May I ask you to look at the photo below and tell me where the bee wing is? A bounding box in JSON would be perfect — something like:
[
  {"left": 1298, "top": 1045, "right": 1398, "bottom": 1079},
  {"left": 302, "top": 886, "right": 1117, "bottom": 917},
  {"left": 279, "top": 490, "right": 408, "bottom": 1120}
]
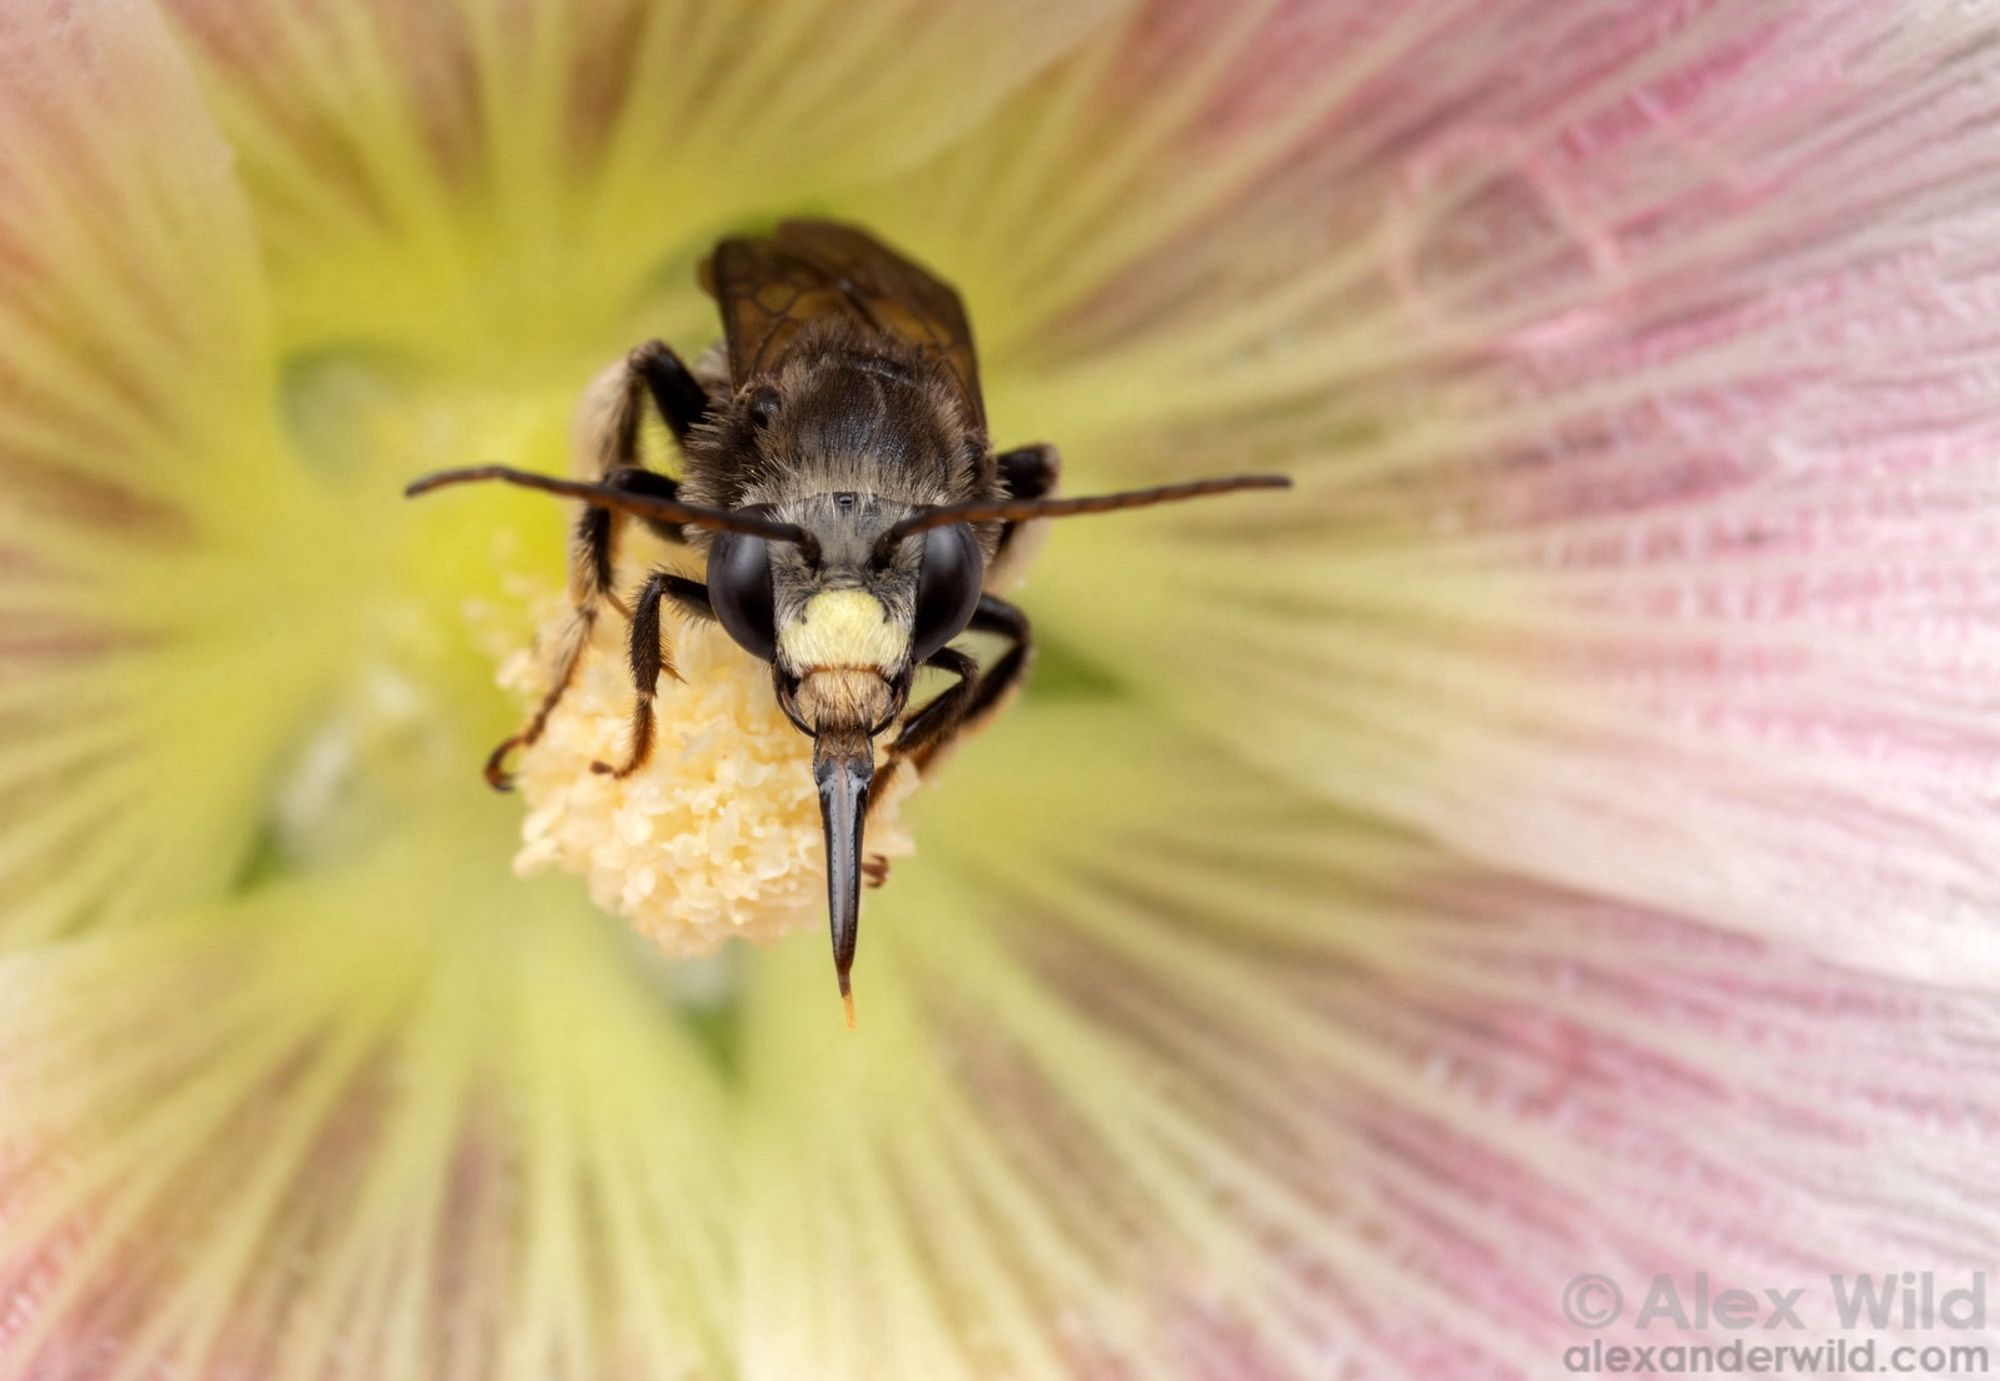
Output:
[{"left": 701, "top": 220, "right": 985, "bottom": 430}]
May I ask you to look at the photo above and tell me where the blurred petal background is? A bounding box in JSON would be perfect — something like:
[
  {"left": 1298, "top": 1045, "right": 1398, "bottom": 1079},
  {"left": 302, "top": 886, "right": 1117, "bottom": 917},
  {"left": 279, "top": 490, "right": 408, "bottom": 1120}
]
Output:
[{"left": 3, "top": 2, "right": 1999, "bottom": 1379}]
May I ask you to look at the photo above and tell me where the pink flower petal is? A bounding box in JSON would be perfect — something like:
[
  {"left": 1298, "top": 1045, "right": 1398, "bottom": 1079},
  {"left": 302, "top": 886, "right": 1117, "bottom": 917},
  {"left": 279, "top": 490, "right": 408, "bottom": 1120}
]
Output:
[
  {"left": 744, "top": 708, "right": 2000, "bottom": 1376},
  {"left": 918, "top": 1, "right": 2000, "bottom": 985},
  {"left": 2, "top": 4, "right": 1993, "bottom": 1379}
]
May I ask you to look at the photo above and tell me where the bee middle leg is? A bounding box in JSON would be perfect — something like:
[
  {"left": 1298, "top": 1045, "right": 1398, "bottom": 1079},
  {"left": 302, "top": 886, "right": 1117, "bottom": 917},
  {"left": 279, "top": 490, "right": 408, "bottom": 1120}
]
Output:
[
  {"left": 486, "top": 466, "right": 689, "bottom": 788},
  {"left": 573, "top": 465, "right": 688, "bottom": 615},
  {"left": 592, "top": 569, "right": 714, "bottom": 781}
]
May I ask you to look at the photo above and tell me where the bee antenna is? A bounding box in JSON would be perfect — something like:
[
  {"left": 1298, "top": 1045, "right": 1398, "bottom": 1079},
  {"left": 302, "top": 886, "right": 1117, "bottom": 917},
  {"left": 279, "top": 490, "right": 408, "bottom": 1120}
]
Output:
[
  {"left": 405, "top": 465, "right": 816, "bottom": 544},
  {"left": 871, "top": 473, "right": 1291, "bottom": 561}
]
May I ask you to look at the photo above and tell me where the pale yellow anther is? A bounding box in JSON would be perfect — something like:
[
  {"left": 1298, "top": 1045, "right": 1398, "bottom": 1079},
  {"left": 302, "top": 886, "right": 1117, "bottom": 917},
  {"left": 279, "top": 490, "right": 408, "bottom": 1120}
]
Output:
[{"left": 500, "top": 579, "right": 916, "bottom": 956}]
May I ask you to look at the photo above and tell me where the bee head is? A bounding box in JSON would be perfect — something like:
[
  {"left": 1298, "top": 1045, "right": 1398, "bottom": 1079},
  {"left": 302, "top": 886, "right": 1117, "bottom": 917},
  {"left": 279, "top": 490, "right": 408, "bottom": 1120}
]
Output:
[
  {"left": 703, "top": 491, "right": 983, "bottom": 722},
  {"left": 403, "top": 441, "right": 1289, "bottom": 1023},
  {"left": 702, "top": 490, "right": 984, "bottom": 1020}
]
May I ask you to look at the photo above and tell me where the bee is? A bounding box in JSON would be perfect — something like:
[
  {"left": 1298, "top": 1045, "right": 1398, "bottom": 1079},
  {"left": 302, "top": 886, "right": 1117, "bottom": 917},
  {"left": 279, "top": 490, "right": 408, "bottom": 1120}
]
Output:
[{"left": 408, "top": 221, "right": 1287, "bottom": 1023}]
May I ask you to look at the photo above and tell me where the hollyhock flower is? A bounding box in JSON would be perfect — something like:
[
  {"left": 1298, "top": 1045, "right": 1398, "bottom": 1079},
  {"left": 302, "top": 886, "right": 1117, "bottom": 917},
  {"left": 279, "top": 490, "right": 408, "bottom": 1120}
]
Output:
[{"left": 4, "top": 0, "right": 1999, "bottom": 1376}]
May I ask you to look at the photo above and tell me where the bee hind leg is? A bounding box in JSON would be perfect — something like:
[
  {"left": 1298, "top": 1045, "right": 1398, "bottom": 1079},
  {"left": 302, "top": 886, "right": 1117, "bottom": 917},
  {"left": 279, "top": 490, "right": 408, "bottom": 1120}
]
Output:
[
  {"left": 627, "top": 339, "right": 709, "bottom": 444},
  {"left": 997, "top": 443, "right": 1059, "bottom": 499},
  {"left": 571, "top": 340, "right": 710, "bottom": 604},
  {"left": 484, "top": 612, "right": 593, "bottom": 790},
  {"left": 988, "top": 444, "right": 1060, "bottom": 588}
]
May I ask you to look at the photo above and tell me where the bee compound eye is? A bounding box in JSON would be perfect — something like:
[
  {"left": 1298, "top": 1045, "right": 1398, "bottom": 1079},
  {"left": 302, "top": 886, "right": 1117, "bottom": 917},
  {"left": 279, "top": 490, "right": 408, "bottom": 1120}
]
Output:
[
  {"left": 706, "top": 530, "right": 778, "bottom": 661},
  {"left": 910, "top": 524, "right": 983, "bottom": 663}
]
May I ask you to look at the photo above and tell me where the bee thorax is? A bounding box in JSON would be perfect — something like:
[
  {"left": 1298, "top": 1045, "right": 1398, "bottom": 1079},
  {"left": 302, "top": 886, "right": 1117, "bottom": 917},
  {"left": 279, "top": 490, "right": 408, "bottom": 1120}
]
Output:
[{"left": 795, "top": 669, "right": 893, "bottom": 735}]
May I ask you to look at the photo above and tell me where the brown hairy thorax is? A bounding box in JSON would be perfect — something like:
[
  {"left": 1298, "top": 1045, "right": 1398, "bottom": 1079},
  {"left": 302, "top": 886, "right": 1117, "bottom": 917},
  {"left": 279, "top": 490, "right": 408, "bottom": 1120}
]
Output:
[{"left": 676, "top": 317, "right": 1000, "bottom": 526}]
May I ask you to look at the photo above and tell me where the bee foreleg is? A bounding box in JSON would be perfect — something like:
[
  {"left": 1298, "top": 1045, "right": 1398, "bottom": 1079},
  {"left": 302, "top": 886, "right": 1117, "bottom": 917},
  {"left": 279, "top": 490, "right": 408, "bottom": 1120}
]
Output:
[
  {"left": 888, "top": 595, "right": 1033, "bottom": 776},
  {"left": 887, "top": 647, "right": 980, "bottom": 768},
  {"left": 591, "top": 569, "right": 711, "bottom": 780},
  {"left": 576, "top": 467, "right": 692, "bottom": 612},
  {"left": 950, "top": 595, "right": 1032, "bottom": 747}
]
